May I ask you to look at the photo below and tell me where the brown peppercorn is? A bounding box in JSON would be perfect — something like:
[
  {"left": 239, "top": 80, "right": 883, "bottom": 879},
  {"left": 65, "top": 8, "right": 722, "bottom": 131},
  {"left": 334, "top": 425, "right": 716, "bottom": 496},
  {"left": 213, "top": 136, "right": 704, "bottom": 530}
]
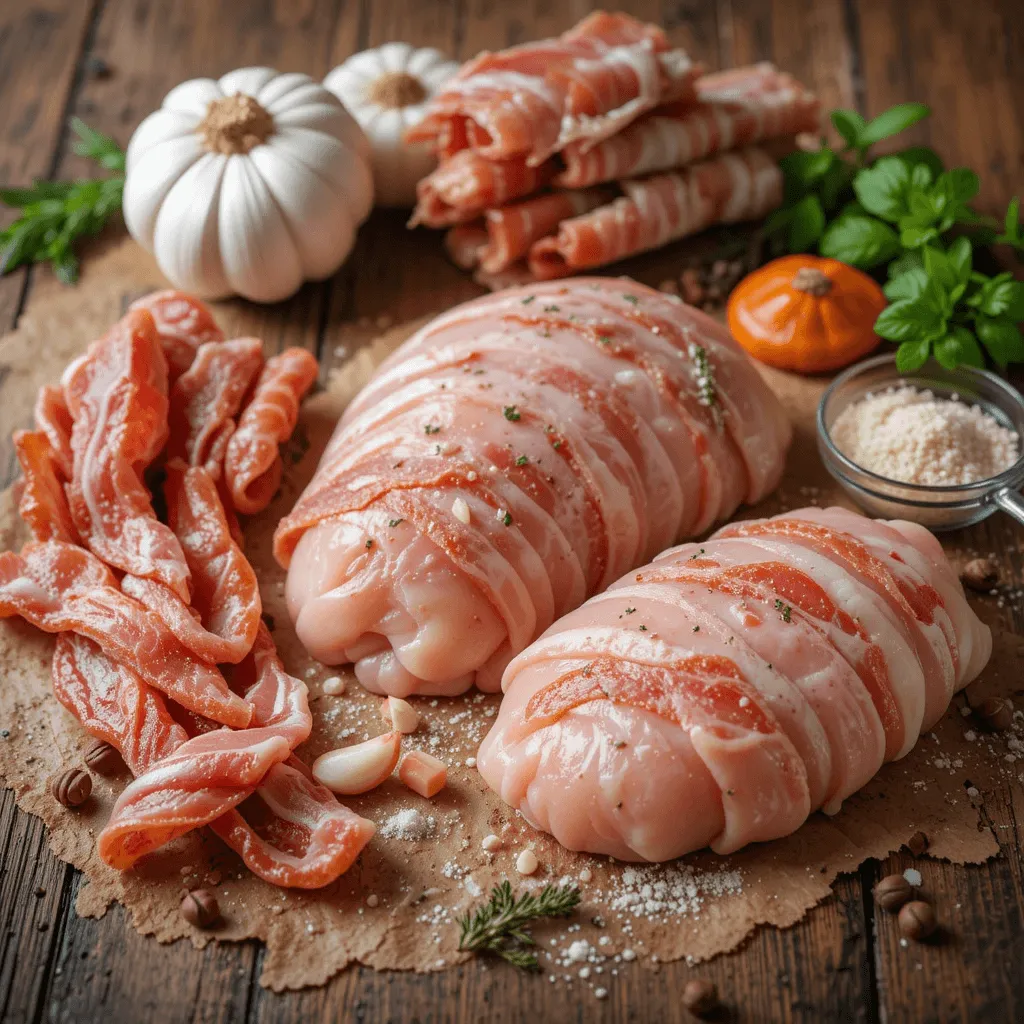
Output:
[
  {"left": 961, "top": 557, "right": 999, "bottom": 592},
  {"left": 83, "top": 739, "right": 122, "bottom": 774},
  {"left": 906, "top": 831, "right": 929, "bottom": 857},
  {"left": 975, "top": 696, "right": 1013, "bottom": 732},
  {"left": 50, "top": 767, "right": 92, "bottom": 808},
  {"left": 682, "top": 978, "right": 719, "bottom": 1017},
  {"left": 180, "top": 889, "right": 220, "bottom": 929},
  {"left": 898, "top": 900, "right": 937, "bottom": 941},
  {"left": 874, "top": 874, "right": 914, "bottom": 913}
]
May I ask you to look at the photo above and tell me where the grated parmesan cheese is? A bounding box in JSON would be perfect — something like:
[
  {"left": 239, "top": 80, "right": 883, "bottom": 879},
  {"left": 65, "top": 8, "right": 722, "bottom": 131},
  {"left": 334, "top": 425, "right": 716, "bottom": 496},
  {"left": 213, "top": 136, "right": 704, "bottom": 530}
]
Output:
[{"left": 831, "top": 386, "right": 1019, "bottom": 486}]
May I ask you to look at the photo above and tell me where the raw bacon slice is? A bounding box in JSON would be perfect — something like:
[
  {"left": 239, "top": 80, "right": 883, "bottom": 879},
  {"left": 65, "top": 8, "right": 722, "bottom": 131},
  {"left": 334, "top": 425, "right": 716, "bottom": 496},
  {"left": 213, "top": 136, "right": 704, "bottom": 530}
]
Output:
[
  {"left": 167, "top": 338, "right": 265, "bottom": 477},
  {"left": 122, "top": 462, "right": 262, "bottom": 664},
  {"left": 529, "top": 147, "right": 782, "bottom": 279},
  {"left": 13, "top": 431, "right": 79, "bottom": 545},
  {"left": 63, "top": 308, "right": 191, "bottom": 601},
  {"left": 556, "top": 64, "right": 819, "bottom": 188},
  {"left": 129, "top": 290, "right": 225, "bottom": 380},
  {"left": 276, "top": 279, "right": 791, "bottom": 698},
  {"left": 52, "top": 633, "right": 188, "bottom": 775},
  {"left": 477, "top": 507, "right": 992, "bottom": 862},
  {"left": 224, "top": 348, "right": 319, "bottom": 515},
  {"left": 407, "top": 12, "right": 702, "bottom": 164},
  {"left": 445, "top": 188, "right": 616, "bottom": 274},
  {"left": 0, "top": 541, "right": 252, "bottom": 727},
  {"left": 411, "top": 151, "right": 556, "bottom": 228},
  {"left": 33, "top": 385, "right": 74, "bottom": 480}
]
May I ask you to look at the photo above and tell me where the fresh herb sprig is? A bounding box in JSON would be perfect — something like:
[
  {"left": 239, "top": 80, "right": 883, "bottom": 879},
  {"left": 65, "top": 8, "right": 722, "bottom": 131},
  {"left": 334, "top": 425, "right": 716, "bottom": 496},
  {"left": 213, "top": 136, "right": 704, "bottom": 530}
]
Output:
[
  {"left": 765, "top": 103, "right": 1024, "bottom": 370},
  {"left": 0, "top": 118, "right": 125, "bottom": 284},
  {"left": 457, "top": 881, "right": 581, "bottom": 970}
]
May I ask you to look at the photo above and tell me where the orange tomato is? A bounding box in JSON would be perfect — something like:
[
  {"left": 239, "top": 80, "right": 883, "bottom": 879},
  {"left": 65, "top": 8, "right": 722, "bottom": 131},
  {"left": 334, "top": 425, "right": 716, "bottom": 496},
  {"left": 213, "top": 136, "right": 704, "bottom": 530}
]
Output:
[{"left": 726, "top": 255, "right": 888, "bottom": 373}]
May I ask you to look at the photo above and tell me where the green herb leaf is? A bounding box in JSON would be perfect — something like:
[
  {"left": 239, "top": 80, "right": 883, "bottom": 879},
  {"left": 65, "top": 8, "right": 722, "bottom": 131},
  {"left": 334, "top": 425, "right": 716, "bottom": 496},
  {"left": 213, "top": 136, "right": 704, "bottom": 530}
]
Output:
[
  {"left": 895, "top": 338, "right": 932, "bottom": 372},
  {"left": 995, "top": 196, "right": 1023, "bottom": 251},
  {"left": 883, "top": 267, "right": 930, "bottom": 302},
  {"left": 853, "top": 157, "right": 910, "bottom": 222},
  {"left": 969, "top": 273, "right": 1024, "bottom": 319},
  {"left": 935, "top": 327, "right": 984, "bottom": 370},
  {"left": 830, "top": 109, "right": 866, "bottom": 149},
  {"left": 70, "top": 118, "right": 126, "bottom": 172},
  {"left": 786, "top": 194, "right": 826, "bottom": 252},
  {"left": 875, "top": 297, "right": 945, "bottom": 342},
  {"left": 975, "top": 315, "right": 1024, "bottom": 367},
  {"left": 896, "top": 146, "right": 945, "bottom": 180},
  {"left": 858, "top": 102, "right": 931, "bottom": 148},
  {"left": 946, "top": 236, "right": 973, "bottom": 283},
  {"left": 819, "top": 214, "right": 901, "bottom": 268}
]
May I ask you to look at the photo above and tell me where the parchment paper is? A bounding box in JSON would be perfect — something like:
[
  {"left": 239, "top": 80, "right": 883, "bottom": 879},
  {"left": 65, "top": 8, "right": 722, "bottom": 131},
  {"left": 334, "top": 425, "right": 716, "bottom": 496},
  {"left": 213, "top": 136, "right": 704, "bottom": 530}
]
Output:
[{"left": 0, "top": 241, "right": 1020, "bottom": 991}]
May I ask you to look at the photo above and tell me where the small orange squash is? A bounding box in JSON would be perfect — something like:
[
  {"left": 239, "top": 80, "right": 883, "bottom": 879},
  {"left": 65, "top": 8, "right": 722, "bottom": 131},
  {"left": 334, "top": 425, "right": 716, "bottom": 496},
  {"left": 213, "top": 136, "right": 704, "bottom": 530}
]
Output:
[{"left": 727, "top": 255, "right": 888, "bottom": 373}]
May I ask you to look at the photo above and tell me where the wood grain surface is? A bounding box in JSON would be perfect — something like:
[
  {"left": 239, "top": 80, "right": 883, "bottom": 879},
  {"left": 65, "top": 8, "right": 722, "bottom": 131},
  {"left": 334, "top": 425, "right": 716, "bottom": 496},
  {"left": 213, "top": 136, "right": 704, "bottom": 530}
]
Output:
[{"left": 0, "top": 1, "right": 1022, "bottom": 1021}]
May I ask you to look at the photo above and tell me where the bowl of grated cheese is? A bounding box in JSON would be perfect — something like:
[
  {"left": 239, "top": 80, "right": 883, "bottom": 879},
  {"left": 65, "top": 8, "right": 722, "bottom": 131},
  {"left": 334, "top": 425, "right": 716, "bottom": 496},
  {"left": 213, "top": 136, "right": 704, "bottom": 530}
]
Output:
[{"left": 817, "top": 353, "right": 1024, "bottom": 530}]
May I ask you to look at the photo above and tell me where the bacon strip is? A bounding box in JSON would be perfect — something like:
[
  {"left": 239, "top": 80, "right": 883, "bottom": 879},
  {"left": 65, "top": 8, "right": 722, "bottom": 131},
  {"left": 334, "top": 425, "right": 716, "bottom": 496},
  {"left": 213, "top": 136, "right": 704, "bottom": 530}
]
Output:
[
  {"left": 445, "top": 188, "right": 617, "bottom": 274},
  {"left": 556, "top": 64, "right": 819, "bottom": 188},
  {"left": 129, "top": 290, "right": 224, "bottom": 380},
  {"left": 63, "top": 309, "right": 191, "bottom": 601},
  {"left": 33, "top": 385, "right": 74, "bottom": 480},
  {"left": 13, "top": 430, "right": 79, "bottom": 545},
  {"left": 224, "top": 348, "right": 318, "bottom": 515},
  {"left": 122, "top": 462, "right": 262, "bottom": 664},
  {"left": 411, "top": 151, "right": 556, "bottom": 228},
  {"left": 0, "top": 541, "right": 251, "bottom": 727},
  {"left": 528, "top": 147, "right": 782, "bottom": 279},
  {"left": 167, "top": 338, "right": 264, "bottom": 477},
  {"left": 407, "top": 12, "right": 702, "bottom": 164}
]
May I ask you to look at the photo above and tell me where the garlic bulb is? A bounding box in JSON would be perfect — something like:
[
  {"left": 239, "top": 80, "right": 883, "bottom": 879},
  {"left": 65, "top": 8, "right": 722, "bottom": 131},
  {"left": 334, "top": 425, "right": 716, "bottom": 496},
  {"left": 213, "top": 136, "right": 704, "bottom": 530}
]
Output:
[
  {"left": 124, "top": 67, "right": 373, "bottom": 303},
  {"left": 324, "top": 43, "right": 459, "bottom": 207}
]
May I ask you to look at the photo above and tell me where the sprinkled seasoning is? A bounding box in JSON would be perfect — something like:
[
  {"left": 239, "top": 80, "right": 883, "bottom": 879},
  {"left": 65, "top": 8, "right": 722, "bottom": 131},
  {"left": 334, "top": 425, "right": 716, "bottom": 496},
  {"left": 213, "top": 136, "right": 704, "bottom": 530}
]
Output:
[
  {"left": 688, "top": 343, "right": 720, "bottom": 422},
  {"left": 521, "top": 295, "right": 536, "bottom": 305},
  {"left": 774, "top": 599, "right": 792, "bottom": 622},
  {"left": 515, "top": 455, "right": 529, "bottom": 466},
  {"left": 424, "top": 423, "right": 441, "bottom": 434},
  {"left": 543, "top": 305, "right": 560, "bottom": 312},
  {"left": 503, "top": 405, "right": 521, "bottom": 422},
  {"left": 622, "top": 294, "right": 639, "bottom": 305},
  {"left": 598, "top": 335, "right": 613, "bottom": 345},
  {"left": 388, "top": 518, "right": 404, "bottom": 528},
  {"left": 499, "top": 510, "right": 513, "bottom": 527}
]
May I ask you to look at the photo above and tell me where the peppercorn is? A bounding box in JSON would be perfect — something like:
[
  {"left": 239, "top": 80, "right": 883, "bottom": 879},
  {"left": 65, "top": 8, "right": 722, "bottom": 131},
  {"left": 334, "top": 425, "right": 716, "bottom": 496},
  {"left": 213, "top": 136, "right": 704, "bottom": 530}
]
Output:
[
  {"left": 874, "top": 874, "right": 913, "bottom": 913},
  {"left": 961, "top": 558, "right": 999, "bottom": 592},
  {"left": 50, "top": 767, "right": 92, "bottom": 808},
  {"left": 975, "top": 696, "right": 1013, "bottom": 732},
  {"left": 682, "top": 978, "right": 719, "bottom": 1017},
  {"left": 83, "top": 739, "right": 122, "bottom": 774},
  {"left": 906, "top": 831, "right": 929, "bottom": 857},
  {"left": 180, "top": 889, "right": 220, "bottom": 929},
  {"left": 898, "top": 900, "right": 937, "bottom": 941}
]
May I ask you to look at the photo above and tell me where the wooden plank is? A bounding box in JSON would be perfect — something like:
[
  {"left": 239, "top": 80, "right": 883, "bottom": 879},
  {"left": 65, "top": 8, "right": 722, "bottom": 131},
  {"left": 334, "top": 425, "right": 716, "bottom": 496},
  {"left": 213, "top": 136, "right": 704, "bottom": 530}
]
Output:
[{"left": 0, "top": 0, "right": 97, "bottom": 330}]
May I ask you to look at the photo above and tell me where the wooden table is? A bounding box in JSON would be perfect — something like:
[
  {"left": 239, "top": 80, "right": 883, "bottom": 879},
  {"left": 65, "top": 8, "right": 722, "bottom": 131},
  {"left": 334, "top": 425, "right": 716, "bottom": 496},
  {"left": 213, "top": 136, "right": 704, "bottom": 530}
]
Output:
[{"left": 1, "top": 1, "right": 1022, "bottom": 1021}]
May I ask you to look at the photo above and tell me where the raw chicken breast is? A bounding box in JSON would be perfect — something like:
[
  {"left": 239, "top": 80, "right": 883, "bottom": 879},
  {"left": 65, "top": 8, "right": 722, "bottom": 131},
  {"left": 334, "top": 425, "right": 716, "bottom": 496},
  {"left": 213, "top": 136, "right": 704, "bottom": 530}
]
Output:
[
  {"left": 477, "top": 507, "right": 992, "bottom": 861},
  {"left": 275, "top": 279, "right": 791, "bottom": 696}
]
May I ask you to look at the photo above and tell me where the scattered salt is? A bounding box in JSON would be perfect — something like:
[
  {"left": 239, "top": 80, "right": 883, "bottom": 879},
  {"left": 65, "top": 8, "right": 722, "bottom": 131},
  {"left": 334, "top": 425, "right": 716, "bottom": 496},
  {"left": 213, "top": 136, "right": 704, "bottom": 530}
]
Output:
[
  {"left": 594, "top": 987, "right": 608, "bottom": 1000},
  {"left": 379, "top": 808, "right": 435, "bottom": 841},
  {"left": 903, "top": 868, "right": 922, "bottom": 887},
  {"left": 322, "top": 676, "right": 346, "bottom": 696},
  {"left": 579, "top": 867, "right": 593, "bottom": 884},
  {"left": 366, "top": 894, "right": 379, "bottom": 908},
  {"left": 481, "top": 834, "right": 502, "bottom": 853},
  {"left": 452, "top": 497, "right": 471, "bottom": 524},
  {"left": 516, "top": 849, "right": 539, "bottom": 875}
]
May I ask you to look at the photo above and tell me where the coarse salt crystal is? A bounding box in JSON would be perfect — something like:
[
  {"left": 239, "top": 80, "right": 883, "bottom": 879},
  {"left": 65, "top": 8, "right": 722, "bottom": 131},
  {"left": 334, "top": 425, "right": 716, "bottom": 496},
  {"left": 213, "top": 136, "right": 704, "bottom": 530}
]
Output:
[
  {"left": 322, "top": 676, "right": 346, "bottom": 696},
  {"left": 452, "top": 497, "right": 471, "bottom": 524},
  {"left": 366, "top": 894, "right": 379, "bottom": 908},
  {"left": 903, "top": 868, "right": 922, "bottom": 887},
  {"left": 621, "top": 949, "right": 636, "bottom": 961},
  {"left": 567, "top": 940, "right": 591, "bottom": 962},
  {"left": 481, "top": 834, "right": 502, "bottom": 853},
  {"left": 579, "top": 867, "right": 593, "bottom": 883},
  {"left": 594, "top": 988, "right": 608, "bottom": 1000}
]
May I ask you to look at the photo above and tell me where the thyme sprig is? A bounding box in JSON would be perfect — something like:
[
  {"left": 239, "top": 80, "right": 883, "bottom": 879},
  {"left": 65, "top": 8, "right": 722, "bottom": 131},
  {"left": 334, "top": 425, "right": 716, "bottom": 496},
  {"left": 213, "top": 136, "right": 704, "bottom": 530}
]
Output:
[{"left": 457, "top": 881, "right": 581, "bottom": 970}]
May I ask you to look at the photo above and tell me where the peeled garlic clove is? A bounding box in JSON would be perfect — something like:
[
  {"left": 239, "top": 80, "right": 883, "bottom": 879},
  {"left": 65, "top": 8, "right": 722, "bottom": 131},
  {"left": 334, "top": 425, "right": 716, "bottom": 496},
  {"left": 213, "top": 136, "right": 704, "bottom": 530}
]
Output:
[
  {"left": 381, "top": 695, "right": 420, "bottom": 734},
  {"left": 398, "top": 749, "right": 447, "bottom": 798},
  {"left": 312, "top": 732, "right": 401, "bottom": 795}
]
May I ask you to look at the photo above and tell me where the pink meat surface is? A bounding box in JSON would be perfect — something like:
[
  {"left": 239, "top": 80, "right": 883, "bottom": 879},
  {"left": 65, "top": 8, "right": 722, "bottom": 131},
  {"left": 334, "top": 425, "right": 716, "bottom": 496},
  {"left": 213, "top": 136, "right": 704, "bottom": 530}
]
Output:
[
  {"left": 477, "top": 507, "right": 992, "bottom": 861},
  {"left": 276, "top": 278, "right": 791, "bottom": 697}
]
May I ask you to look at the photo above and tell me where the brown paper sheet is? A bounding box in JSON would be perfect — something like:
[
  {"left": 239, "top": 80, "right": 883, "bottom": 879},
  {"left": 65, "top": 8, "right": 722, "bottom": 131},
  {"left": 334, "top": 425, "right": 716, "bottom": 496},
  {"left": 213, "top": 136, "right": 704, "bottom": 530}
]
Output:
[{"left": 0, "top": 241, "right": 1020, "bottom": 991}]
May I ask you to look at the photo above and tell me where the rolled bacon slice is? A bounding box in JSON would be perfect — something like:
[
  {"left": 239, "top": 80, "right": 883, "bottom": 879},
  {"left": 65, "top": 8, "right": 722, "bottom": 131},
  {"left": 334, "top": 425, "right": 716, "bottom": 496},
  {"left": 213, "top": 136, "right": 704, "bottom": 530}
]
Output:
[
  {"left": 129, "top": 290, "right": 225, "bottom": 380},
  {"left": 0, "top": 541, "right": 251, "bottom": 727},
  {"left": 477, "top": 507, "right": 992, "bottom": 862},
  {"left": 63, "top": 308, "right": 191, "bottom": 601},
  {"left": 33, "top": 385, "right": 74, "bottom": 480},
  {"left": 276, "top": 279, "right": 791, "bottom": 698},
  {"left": 556, "top": 63, "right": 819, "bottom": 188},
  {"left": 445, "top": 188, "right": 616, "bottom": 274},
  {"left": 411, "top": 151, "right": 555, "bottom": 229},
  {"left": 13, "top": 430, "right": 79, "bottom": 545},
  {"left": 529, "top": 147, "right": 783, "bottom": 280},
  {"left": 224, "top": 348, "right": 319, "bottom": 515},
  {"left": 407, "top": 12, "right": 702, "bottom": 164}
]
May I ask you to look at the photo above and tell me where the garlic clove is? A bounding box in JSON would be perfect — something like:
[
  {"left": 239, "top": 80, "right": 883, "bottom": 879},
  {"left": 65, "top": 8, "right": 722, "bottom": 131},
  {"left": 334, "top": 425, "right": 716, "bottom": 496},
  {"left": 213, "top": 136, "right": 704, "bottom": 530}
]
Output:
[
  {"left": 312, "top": 731, "right": 401, "bottom": 795},
  {"left": 381, "top": 695, "right": 420, "bottom": 734},
  {"left": 398, "top": 749, "right": 447, "bottom": 798}
]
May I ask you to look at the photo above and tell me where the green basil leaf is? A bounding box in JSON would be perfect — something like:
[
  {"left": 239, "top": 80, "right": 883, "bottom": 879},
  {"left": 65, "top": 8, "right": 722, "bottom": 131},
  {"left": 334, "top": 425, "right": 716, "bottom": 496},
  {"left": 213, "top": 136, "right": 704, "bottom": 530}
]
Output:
[
  {"left": 895, "top": 338, "right": 932, "bottom": 373},
  {"left": 883, "top": 268, "right": 929, "bottom": 302},
  {"left": 922, "top": 246, "right": 957, "bottom": 291},
  {"left": 935, "top": 327, "right": 984, "bottom": 370},
  {"left": 976, "top": 315, "right": 1024, "bottom": 367},
  {"left": 780, "top": 148, "right": 834, "bottom": 193},
  {"left": 887, "top": 250, "right": 924, "bottom": 279},
  {"left": 875, "top": 298, "right": 945, "bottom": 342},
  {"left": 818, "top": 159, "right": 856, "bottom": 213},
  {"left": 897, "top": 146, "right": 945, "bottom": 180},
  {"left": 820, "top": 214, "right": 902, "bottom": 269},
  {"left": 763, "top": 205, "right": 794, "bottom": 238},
  {"left": 853, "top": 157, "right": 910, "bottom": 221},
  {"left": 910, "top": 163, "right": 933, "bottom": 189},
  {"left": 941, "top": 168, "right": 981, "bottom": 205},
  {"left": 859, "top": 103, "right": 931, "bottom": 147},
  {"left": 973, "top": 274, "right": 1023, "bottom": 318},
  {"left": 900, "top": 224, "right": 938, "bottom": 249},
  {"left": 946, "top": 236, "right": 973, "bottom": 283},
  {"left": 786, "top": 194, "right": 826, "bottom": 252},
  {"left": 830, "top": 109, "right": 866, "bottom": 148},
  {"left": 998, "top": 196, "right": 1022, "bottom": 245}
]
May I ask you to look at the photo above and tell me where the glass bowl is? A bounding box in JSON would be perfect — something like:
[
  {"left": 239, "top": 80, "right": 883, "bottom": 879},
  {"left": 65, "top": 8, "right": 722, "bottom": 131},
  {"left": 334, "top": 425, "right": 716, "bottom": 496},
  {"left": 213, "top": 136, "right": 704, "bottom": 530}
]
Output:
[{"left": 816, "top": 353, "right": 1024, "bottom": 531}]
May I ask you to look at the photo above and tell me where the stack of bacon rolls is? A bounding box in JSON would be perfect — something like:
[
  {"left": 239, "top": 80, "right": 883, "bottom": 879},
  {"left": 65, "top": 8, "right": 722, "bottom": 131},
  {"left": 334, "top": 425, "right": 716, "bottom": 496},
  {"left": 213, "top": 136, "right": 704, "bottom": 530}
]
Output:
[{"left": 408, "top": 12, "right": 820, "bottom": 285}]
